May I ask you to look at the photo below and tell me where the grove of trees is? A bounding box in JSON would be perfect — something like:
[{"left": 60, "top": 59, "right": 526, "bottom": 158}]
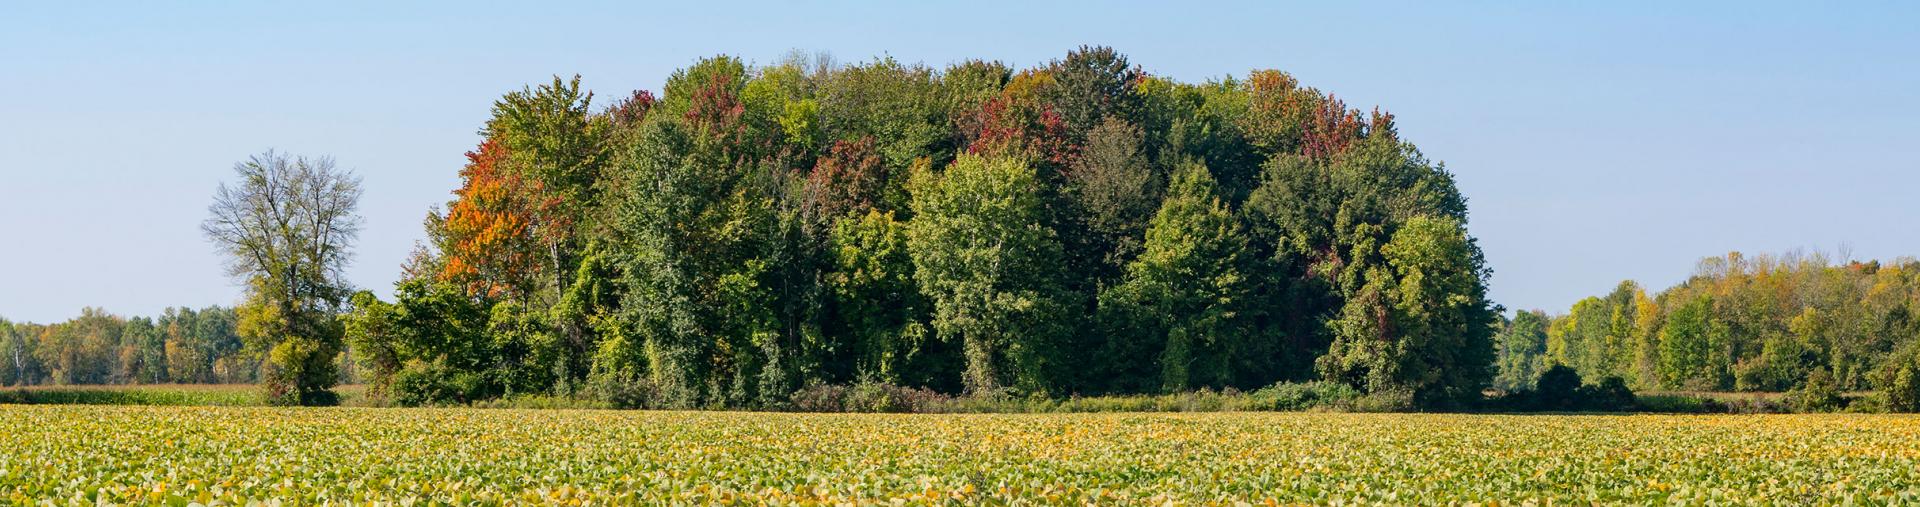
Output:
[
  {"left": 338, "top": 47, "right": 1499, "bottom": 409},
  {"left": 1497, "top": 251, "right": 1920, "bottom": 410}
]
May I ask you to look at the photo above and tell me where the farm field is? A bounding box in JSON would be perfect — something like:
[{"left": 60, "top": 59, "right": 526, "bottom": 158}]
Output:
[{"left": 2, "top": 406, "right": 1917, "bottom": 504}]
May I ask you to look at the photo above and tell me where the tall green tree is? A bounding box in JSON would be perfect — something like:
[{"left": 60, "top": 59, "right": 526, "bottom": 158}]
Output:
[
  {"left": 1658, "top": 295, "right": 1730, "bottom": 390},
  {"left": 1322, "top": 216, "right": 1494, "bottom": 407},
  {"left": 1494, "top": 310, "right": 1551, "bottom": 391},
  {"left": 908, "top": 154, "right": 1073, "bottom": 395},
  {"left": 203, "top": 151, "right": 363, "bottom": 405},
  {"left": 601, "top": 56, "right": 795, "bottom": 408},
  {"left": 1097, "top": 163, "right": 1257, "bottom": 393},
  {"left": 824, "top": 210, "right": 930, "bottom": 384}
]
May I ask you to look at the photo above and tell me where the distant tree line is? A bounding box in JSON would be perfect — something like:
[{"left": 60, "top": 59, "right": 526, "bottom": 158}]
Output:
[
  {"left": 334, "top": 46, "right": 1497, "bottom": 410},
  {"left": 0, "top": 306, "right": 264, "bottom": 386},
  {"left": 1497, "top": 251, "right": 1920, "bottom": 411}
]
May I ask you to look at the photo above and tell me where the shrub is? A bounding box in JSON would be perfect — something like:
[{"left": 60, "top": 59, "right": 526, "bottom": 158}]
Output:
[
  {"left": 1248, "top": 381, "right": 1362, "bottom": 411},
  {"left": 1491, "top": 366, "right": 1639, "bottom": 412},
  {"left": 1786, "top": 367, "right": 1844, "bottom": 413},
  {"left": 1352, "top": 388, "right": 1416, "bottom": 413},
  {"left": 792, "top": 381, "right": 951, "bottom": 413},
  {"left": 1883, "top": 363, "right": 1920, "bottom": 413},
  {"left": 1580, "top": 376, "right": 1638, "bottom": 412},
  {"left": 790, "top": 384, "right": 851, "bottom": 412},
  {"left": 588, "top": 372, "right": 658, "bottom": 409},
  {"left": 391, "top": 360, "right": 491, "bottom": 407}
]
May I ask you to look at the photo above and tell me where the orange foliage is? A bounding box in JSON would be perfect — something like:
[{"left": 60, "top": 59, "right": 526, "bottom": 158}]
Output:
[{"left": 440, "top": 137, "right": 554, "bottom": 299}]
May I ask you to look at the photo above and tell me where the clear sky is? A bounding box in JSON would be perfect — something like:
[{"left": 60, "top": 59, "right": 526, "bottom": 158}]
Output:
[{"left": 2, "top": 1, "right": 1916, "bottom": 323}]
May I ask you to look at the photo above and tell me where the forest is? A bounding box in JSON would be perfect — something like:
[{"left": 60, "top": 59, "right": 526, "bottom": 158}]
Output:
[{"left": 5, "top": 47, "right": 1915, "bottom": 413}]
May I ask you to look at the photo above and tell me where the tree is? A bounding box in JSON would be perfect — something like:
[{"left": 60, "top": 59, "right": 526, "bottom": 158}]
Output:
[
  {"left": 1885, "top": 362, "right": 1920, "bottom": 413},
  {"left": 601, "top": 56, "right": 795, "bottom": 408},
  {"left": 824, "top": 210, "right": 929, "bottom": 384},
  {"left": 1042, "top": 45, "right": 1143, "bottom": 144},
  {"left": 1657, "top": 295, "right": 1729, "bottom": 390},
  {"left": 203, "top": 151, "right": 363, "bottom": 405},
  {"left": 1378, "top": 216, "right": 1496, "bottom": 406},
  {"left": 1494, "top": 310, "right": 1551, "bottom": 391},
  {"left": 1066, "top": 117, "right": 1162, "bottom": 271},
  {"left": 1097, "top": 163, "right": 1257, "bottom": 393},
  {"left": 439, "top": 137, "right": 550, "bottom": 300},
  {"left": 38, "top": 308, "right": 121, "bottom": 385},
  {"left": 121, "top": 316, "right": 166, "bottom": 383},
  {"left": 908, "top": 154, "right": 1072, "bottom": 395},
  {"left": 0, "top": 319, "right": 27, "bottom": 386}
]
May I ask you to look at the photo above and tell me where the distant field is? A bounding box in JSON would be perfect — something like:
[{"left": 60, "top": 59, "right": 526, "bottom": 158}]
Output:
[
  {"left": 0, "top": 384, "right": 366, "bottom": 406},
  {"left": 0, "top": 406, "right": 1916, "bottom": 504}
]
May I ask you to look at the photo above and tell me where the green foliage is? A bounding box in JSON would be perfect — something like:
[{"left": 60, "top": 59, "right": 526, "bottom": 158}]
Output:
[
  {"left": 1316, "top": 215, "right": 1494, "bottom": 408},
  {"left": 1493, "top": 310, "right": 1550, "bottom": 390},
  {"left": 1787, "top": 366, "right": 1845, "bottom": 412},
  {"left": 1883, "top": 361, "right": 1920, "bottom": 412},
  {"left": 1097, "top": 163, "right": 1258, "bottom": 393},
  {"left": 908, "top": 154, "right": 1073, "bottom": 395},
  {"left": 1658, "top": 295, "right": 1731, "bottom": 390},
  {"left": 1492, "top": 365, "right": 1639, "bottom": 412},
  {"left": 824, "top": 210, "right": 929, "bottom": 384},
  {"left": 30, "top": 47, "right": 1506, "bottom": 411},
  {"left": 204, "top": 151, "right": 362, "bottom": 406},
  {"left": 1066, "top": 117, "right": 1162, "bottom": 270},
  {"left": 1543, "top": 251, "right": 1920, "bottom": 402}
]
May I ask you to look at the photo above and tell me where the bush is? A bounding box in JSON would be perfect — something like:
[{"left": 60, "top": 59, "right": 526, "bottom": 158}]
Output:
[
  {"left": 1352, "top": 388, "right": 1416, "bottom": 413},
  {"left": 1580, "top": 376, "right": 1638, "bottom": 412},
  {"left": 1636, "top": 394, "right": 1717, "bottom": 413},
  {"left": 1491, "top": 366, "right": 1639, "bottom": 412},
  {"left": 1248, "top": 381, "right": 1362, "bottom": 411},
  {"left": 391, "top": 360, "right": 492, "bottom": 407},
  {"left": 1883, "top": 363, "right": 1920, "bottom": 413},
  {"left": 589, "top": 373, "right": 659, "bottom": 410},
  {"left": 791, "top": 381, "right": 950, "bottom": 413},
  {"left": 1787, "top": 367, "right": 1844, "bottom": 413}
]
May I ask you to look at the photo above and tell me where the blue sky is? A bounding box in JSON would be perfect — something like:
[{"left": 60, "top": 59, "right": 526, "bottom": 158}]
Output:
[{"left": 2, "top": 1, "right": 1916, "bottom": 323}]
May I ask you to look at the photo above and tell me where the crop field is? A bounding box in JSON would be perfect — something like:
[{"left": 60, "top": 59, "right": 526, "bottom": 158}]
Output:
[{"left": 1, "top": 406, "right": 1917, "bottom": 505}]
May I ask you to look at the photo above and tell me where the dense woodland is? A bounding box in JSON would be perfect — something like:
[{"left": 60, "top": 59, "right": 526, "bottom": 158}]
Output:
[
  {"left": 9, "top": 47, "right": 1915, "bottom": 412},
  {"left": 334, "top": 46, "right": 1496, "bottom": 410},
  {"left": 1497, "top": 251, "right": 1920, "bottom": 411}
]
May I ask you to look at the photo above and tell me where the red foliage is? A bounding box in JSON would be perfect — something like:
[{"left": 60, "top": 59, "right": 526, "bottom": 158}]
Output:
[
  {"left": 1300, "top": 94, "right": 1366, "bottom": 159},
  {"left": 804, "top": 137, "right": 888, "bottom": 220},
  {"left": 610, "top": 90, "right": 657, "bottom": 128},
  {"left": 685, "top": 72, "right": 745, "bottom": 137},
  {"left": 963, "top": 95, "right": 1073, "bottom": 168}
]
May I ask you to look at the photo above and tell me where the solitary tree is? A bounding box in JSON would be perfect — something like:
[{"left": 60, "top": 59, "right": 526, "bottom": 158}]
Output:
[{"left": 203, "top": 151, "right": 363, "bottom": 405}]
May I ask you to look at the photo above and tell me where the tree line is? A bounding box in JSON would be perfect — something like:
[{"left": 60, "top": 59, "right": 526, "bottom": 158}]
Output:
[
  {"left": 7, "top": 47, "right": 1500, "bottom": 409},
  {"left": 1497, "top": 251, "right": 1920, "bottom": 411},
  {"left": 0, "top": 306, "right": 262, "bottom": 386},
  {"left": 331, "top": 46, "right": 1495, "bottom": 409}
]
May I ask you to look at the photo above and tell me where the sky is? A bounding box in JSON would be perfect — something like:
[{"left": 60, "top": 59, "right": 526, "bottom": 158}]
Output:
[{"left": 2, "top": 1, "right": 1916, "bottom": 323}]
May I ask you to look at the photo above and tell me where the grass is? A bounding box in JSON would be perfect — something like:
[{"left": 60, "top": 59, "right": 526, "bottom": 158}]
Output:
[
  {"left": 1, "top": 406, "right": 1916, "bottom": 504},
  {"left": 0, "top": 384, "right": 367, "bottom": 407}
]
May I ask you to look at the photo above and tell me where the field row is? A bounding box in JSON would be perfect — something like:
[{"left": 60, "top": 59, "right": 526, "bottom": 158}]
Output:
[{"left": 2, "top": 406, "right": 1918, "bottom": 504}]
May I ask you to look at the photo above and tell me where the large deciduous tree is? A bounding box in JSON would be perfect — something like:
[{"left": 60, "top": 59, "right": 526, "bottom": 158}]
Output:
[
  {"left": 907, "top": 154, "right": 1072, "bottom": 395},
  {"left": 203, "top": 151, "right": 363, "bottom": 405},
  {"left": 1097, "top": 163, "right": 1257, "bottom": 393}
]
